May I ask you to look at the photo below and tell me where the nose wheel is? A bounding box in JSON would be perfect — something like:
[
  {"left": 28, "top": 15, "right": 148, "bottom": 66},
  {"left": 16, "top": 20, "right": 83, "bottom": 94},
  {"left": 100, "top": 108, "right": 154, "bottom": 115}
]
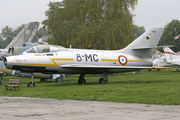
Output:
[
  {"left": 27, "top": 73, "right": 35, "bottom": 87},
  {"left": 27, "top": 82, "right": 35, "bottom": 87}
]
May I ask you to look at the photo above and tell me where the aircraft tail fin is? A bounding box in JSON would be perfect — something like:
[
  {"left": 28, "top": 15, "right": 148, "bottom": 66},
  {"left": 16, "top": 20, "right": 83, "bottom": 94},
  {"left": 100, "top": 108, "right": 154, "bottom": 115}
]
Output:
[
  {"left": 5, "top": 21, "right": 40, "bottom": 50},
  {"left": 122, "top": 26, "right": 164, "bottom": 59},
  {"left": 163, "top": 47, "right": 179, "bottom": 62}
]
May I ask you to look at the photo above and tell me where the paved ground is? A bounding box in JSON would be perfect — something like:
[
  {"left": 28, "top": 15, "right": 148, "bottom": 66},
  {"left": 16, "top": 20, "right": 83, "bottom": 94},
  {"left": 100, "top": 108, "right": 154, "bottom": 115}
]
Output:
[{"left": 0, "top": 97, "right": 180, "bottom": 120}]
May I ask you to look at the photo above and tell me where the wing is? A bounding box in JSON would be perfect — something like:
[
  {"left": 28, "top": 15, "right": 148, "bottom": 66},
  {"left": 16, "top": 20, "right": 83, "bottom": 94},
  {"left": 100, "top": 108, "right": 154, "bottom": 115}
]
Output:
[{"left": 60, "top": 64, "right": 169, "bottom": 69}]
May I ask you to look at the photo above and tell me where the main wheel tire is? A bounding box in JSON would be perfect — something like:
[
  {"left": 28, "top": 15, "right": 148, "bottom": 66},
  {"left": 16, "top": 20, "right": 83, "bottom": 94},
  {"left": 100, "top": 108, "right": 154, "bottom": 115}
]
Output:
[
  {"left": 99, "top": 78, "right": 108, "bottom": 84},
  {"left": 78, "top": 79, "right": 86, "bottom": 84},
  {"left": 55, "top": 77, "right": 63, "bottom": 82},
  {"left": 99, "top": 78, "right": 103, "bottom": 84},
  {"left": 104, "top": 80, "right": 108, "bottom": 84},
  {"left": 83, "top": 79, "right": 86, "bottom": 84}
]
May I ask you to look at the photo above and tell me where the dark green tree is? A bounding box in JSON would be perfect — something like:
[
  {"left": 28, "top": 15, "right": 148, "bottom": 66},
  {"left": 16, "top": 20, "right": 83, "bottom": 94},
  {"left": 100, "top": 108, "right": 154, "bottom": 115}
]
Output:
[
  {"left": 0, "top": 24, "right": 26, "bottom": 48},
  {"left": 0, "top": 26, "right": 14, "bottom": 48},
  {"left": 159, "top": 19, "right": 180, "bottom": 52},
  {"left": 43, "top": 0, "right": 138, "bottom": 50},
  {"left": 0, "top": 35, "right": 4, "bottom": 48}
]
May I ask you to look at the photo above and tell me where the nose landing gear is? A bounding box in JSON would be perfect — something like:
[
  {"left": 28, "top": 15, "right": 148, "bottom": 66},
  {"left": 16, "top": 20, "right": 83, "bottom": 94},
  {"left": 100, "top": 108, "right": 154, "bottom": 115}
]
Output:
[{"left": 27, "top": 73, "right": 35, "bottom": 87}]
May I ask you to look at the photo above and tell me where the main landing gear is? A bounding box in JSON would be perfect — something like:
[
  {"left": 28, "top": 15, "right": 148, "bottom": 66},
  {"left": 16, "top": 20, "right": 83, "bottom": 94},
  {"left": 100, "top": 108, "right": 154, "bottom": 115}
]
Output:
[
  {"left": 99, "top": 72, "right": 108, "bottom": 84},
  {"left": 27, "top": 73, "right": 35, "bottom": 87},
  {"left": 77, "top": 73, "right": 108, "bottom": 84},
  {"left": 78, "top": 74, "right": 86, "bottom": 84},
  {"left": 99, "top": 78, "right": 108, "bottom": 84}
]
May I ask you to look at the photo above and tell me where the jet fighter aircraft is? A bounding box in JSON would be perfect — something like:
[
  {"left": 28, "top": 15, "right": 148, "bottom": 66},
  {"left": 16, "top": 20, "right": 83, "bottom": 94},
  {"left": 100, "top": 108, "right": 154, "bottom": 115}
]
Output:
[{"left": 4, "top": 26, "right": 167, "bottom": 85}]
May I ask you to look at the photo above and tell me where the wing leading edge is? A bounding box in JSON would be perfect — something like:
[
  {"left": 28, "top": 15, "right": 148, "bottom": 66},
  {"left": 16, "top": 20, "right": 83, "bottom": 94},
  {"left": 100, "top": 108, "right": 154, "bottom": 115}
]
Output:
[{"left": 60, "top": 64, "right": 169, "bottom": 69}]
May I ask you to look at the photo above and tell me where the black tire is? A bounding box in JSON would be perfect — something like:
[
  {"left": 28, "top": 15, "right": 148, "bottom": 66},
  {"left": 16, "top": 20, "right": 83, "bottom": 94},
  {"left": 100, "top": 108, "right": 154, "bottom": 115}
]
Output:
[
  {"left": 78, "top": 80, "right": 81, "bottom": 84},
  {"left": 55, "top": 77, "right": 63, "bottom": 82},
  {"left": 78, "top": 79, "right": 86, "bottom": 84},
  {"left": 99, "top": 78, "right": 103, "bottom": 84},
  {"left": 104, "top": 80, "right": 108, "bottom": 84},
  {"left": 83, "top": 79, "right": 86, "bottom": 84},
  {"left": 99, "top": 78, "right": 108, "bottom": 84},
  {"left": 27, "top": 82, "right": 35, "bottom": 87}
]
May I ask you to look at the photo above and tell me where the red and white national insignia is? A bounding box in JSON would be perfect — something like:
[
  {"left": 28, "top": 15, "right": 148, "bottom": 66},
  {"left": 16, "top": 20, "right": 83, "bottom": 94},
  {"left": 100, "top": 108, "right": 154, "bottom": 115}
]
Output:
[{"left": 118, "top": 55, "right": 128, "bottom": 65}]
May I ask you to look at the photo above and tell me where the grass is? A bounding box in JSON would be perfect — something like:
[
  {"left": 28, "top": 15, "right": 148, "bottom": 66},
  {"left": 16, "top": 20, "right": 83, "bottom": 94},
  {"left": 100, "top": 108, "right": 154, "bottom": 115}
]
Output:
[{"left": 1, "top": 67, "right": 180, "bottom": 105}]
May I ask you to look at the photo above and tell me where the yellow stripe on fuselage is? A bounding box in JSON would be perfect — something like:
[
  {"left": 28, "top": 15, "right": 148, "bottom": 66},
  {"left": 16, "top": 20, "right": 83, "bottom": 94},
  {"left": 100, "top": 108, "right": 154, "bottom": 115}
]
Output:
[
  {"left": 101, "top": 59, "right": 118, "bottom": 62},
  {"left": 52, "top": 58, "right": 73, "bottom": 61},
  {"left": 101, "top": 59, "right": 150, "bottom": 63},
  {"left": 34, "top": 54, "right": 42, "bottom": 56},
  {"left": 11, "top": 58, "right": 73, "bottom": 67},
  {"left": 128, "top": 60, "right": 150, "bottom": 63}
]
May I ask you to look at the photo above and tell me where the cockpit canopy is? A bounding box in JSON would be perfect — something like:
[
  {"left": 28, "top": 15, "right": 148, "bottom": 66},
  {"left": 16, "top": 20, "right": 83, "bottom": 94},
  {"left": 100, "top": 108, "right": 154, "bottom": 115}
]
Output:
[{"left": 25, "top": 45, "right": 65, "bottom": 53}]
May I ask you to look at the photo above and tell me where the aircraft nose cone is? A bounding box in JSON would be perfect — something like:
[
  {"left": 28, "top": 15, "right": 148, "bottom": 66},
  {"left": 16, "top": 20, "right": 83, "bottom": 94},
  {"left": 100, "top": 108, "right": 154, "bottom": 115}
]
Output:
[{"left": 3, "top": 56, "right": 16, "bottom": 69}]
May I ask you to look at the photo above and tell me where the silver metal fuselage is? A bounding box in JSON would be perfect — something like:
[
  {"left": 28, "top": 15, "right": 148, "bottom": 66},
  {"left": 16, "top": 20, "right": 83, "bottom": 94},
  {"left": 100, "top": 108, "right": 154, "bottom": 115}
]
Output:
[{"left": 5, "top": 48, "right": 152, "bottom": 74}]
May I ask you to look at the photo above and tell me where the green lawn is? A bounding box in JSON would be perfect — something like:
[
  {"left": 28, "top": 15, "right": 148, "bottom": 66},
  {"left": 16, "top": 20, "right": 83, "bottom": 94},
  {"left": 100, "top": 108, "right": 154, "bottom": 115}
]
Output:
[{"left": 1, "top": 67, "right": 180, "bottom": 105}]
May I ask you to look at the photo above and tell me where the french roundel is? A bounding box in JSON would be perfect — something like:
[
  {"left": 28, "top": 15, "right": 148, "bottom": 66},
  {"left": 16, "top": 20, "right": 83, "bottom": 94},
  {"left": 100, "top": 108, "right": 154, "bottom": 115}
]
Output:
[{"left": 118, "top": 55, "right": 128, "bottom": 65}]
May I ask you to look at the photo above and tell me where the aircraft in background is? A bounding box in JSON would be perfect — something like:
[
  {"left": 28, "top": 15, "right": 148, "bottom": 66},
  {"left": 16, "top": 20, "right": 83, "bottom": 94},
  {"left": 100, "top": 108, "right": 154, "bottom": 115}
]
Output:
[
  {"left": 0, "top": 22, "right": 66, "bottom": 86},
  {"left": 152, "top": 49, "right": 171, "bottom": 67},
  {"left": 153, "top": 47, "right": 180, "bottom": 68},
  {"left": 0, "top": 22, "right": 39, "bottom": 84},
  {"left": 0, "top": 21, "right": 39, "bottom": 53},
  {"left": 174, "top": 35, "right": 180, "bottom": 40},
  {"left": 163, "top": 47, "right": 180, "bottom": 66},
  {"left": 0, "top": 42, "right": 68, "bottom": 86},
  {"left": 153, "top": 55, "right": 170, "bottom": 67},
  {"left": 0, "top": 21, "right": 39, "bottom": 60},
  {"left": 4, "top": 26, "right": 168, "bottom": 85}
]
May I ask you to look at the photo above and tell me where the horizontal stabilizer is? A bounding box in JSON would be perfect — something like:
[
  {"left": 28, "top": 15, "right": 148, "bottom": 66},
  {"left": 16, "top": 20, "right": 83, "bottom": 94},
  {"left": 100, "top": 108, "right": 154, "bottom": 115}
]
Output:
[{"left": 0, "top": 49, "right": 8, "bottom": 53}]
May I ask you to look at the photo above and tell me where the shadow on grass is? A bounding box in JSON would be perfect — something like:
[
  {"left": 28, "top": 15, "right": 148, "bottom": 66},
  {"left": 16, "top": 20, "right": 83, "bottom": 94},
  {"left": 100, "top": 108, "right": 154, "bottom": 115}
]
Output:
[
  {"left": 40, "top": 78, "right": 175, "bottom": 87},
  {"left": 116, "top": 79, "right": 173, "bottom": 84}
]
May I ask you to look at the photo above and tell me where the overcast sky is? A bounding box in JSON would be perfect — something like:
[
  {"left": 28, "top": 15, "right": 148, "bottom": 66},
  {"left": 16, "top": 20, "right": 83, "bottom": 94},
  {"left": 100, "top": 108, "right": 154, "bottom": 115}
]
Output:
[
  {"left": 0, "top": 0, "right": 180, "bottom": 32},
  {"left": 132, "top": 0, "right": 180, "bottom": 30},
  {"left": 0, "top": 0, "right": 61, "bottom": 32}
]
